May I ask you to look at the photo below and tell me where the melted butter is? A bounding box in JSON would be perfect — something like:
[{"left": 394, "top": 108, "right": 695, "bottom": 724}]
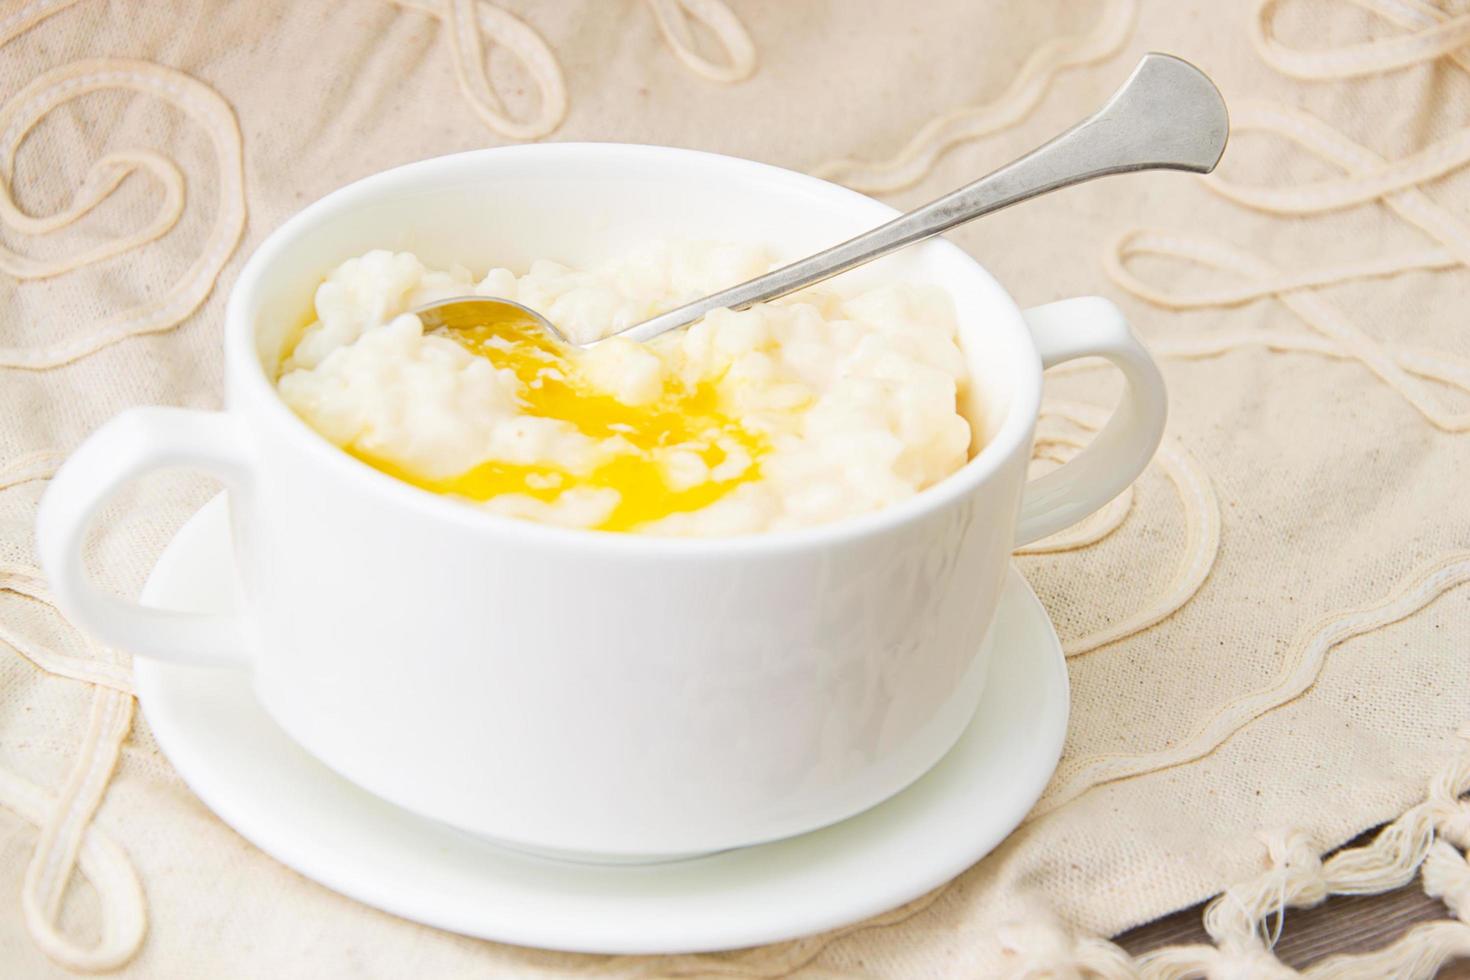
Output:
[{"left": 348, "top": 303, "right": 767, "bottom": 532}]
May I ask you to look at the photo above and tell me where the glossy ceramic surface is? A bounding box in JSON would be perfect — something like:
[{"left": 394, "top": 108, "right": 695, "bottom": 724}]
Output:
[
  {"left": 135, "top": 495, "right": 1070, "bottom": 953},
  {"left": 39, "top": 144, "right": 1162, "bottom": 857}
]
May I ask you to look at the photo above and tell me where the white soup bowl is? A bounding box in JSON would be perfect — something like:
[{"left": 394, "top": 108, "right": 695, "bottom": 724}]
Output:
[{"left": 38, "top": 145, "right": 1165, "bottom": 859}]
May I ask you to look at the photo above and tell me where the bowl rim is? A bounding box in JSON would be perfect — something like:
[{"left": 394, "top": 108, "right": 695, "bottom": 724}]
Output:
[{"left": 224, "top": 142, "right": 1042, "bottom": 556}]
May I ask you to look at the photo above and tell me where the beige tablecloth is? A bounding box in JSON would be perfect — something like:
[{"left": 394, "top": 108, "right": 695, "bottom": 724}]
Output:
[{"left": 4, "top": 0, "right": 1470, "bottom": 976}]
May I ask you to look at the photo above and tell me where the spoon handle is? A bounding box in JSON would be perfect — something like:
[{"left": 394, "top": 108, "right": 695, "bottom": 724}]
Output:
[{"left": 610, "top": 53, "right": 1228, "bottom": 345}]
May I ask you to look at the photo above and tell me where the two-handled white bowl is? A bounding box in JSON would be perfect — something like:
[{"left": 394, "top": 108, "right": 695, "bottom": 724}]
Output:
[{"left": 38, "top": 145, "right": 1165, "bottom": 860}]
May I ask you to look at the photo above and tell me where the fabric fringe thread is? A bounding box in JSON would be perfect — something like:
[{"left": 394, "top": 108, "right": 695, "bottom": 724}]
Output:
[{"left": 968, "top": 726, "right": 1470, "bottom": 979}]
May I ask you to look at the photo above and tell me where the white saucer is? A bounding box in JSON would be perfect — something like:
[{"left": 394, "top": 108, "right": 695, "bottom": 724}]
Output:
[{"left": 135, "top": 495, "right": 1068, "bottom": 954}]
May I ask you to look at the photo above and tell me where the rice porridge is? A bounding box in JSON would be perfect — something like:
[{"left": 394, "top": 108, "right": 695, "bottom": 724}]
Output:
[{"left": 276, "top": 243, "right": 974, "bottom": 535}]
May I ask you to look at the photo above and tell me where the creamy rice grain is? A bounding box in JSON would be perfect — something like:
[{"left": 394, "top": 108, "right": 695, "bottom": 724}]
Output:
[{"left": 277, "top": 242, "right": 974, "bottom": 536}]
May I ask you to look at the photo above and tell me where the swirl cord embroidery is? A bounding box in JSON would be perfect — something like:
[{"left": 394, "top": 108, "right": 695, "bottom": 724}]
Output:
[
  {"left": 0, "top": 0, "right": 247, "bottom": 967},
  {"left": 0, "top": 746, "right": 144, "bottom": 973},
  {"left": 0, "top": 57, "right": 246, "bottom": 369},
  {"left": 1107, "top": 12, "right": 1470, "bottom": 430},
  {"left": 389, "top": 0, "right": 568, "bottom": 140},
  {"left": 1035, "top": 552, "right": 1470, "bottom": 822},
  {"left": 387, "top": 0, "right": 754, "bottom": 141},
  {"left": 0, "top": 453, "right": 132, "bottom": 690},
  {"left": 0, "top": 0, "right": 84, "bottom": 41},
  {"left": 1105, "top": 226, "right": 1470, "bottom": 430},
  {"left": 1017, "top": 455, "right": 1134, "bottom": 554},
  {"left": 14, "top": 669, "right": 142, "bottom": 972},
  {"left": 1253, "top": 0, "right": 1470, "bottom": 79},
  {"left": 0, "top": 448, "right": 64, "bottom": 486},
  {"left": 809, "top": 0, "right": 1135, "bottom": 193},
  {"left": 1019, "top": 400, "right": 1222, "bottom": 658},
  {"left": 643, "top": 0, "right": 756, "bottom": 83},
  {"left": 0, "top": 566, "right": 135, "bottom": 693},
  {"left": 0, "top": 456, "right": 143, "bottom": 968}
]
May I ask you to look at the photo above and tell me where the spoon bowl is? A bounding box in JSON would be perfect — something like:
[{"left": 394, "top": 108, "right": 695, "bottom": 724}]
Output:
[{"left": 414, "top": 295, "right": 568, "bottom": 343}]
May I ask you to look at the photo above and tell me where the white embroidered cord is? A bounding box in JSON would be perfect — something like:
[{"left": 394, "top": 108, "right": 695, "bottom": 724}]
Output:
[
  {"left": 1037, "top": 553, "right": 1470, "bottom": 821},
  {"left": 15, "top": 675, "right": 143, "bottom": 973},
  {"left": 0, "top": 0, "right": 85, "bottom": 42},
  {"left": 389, "top": 0, "right": 568, "bottom": 140},
  {"left": 1019, "top": 443, "right": 1135, "bottom": 554},
  {"left": 0, "top": 449, "right": 65, "bottom": 487},
  {"left": 0, "top": 757, "right": 144, "bottom": 973},
  {"left": 1019, "top": 401, "right": 1221, "bottom": 658},
  {"left": 810, "top": 0, "right": 1135, "bottom": 192},
  {"left": 1105, "top": 227, "right": 1470, "bottom": 433},
  {"left": 0, "top": 567, "right": 134, "bottom": 694},
  {"left": 643, "top": 0, "right": 756, "bottom": 83},
  {"left": 0, "top": 58, "right": 246, "bottom": 369},
  {"left": 0, "top": 476, "right": 145, "bottom": 972},
  {"left": 0, "top": 443, "right": 143, "bottom": 969},
  {"left": 1205, "top": 98, "right": 1470, "bottom": 275},
  {"left": 1106, "top": 9, "right": 1470, "bottom": 430},
  {"left": 0, "top": 453, "right": 133, "bottom": 690},
  {"left": 385, "top": 0, "right": 754, "bottom": 141},
  {"left": 0, "top": 1, "right": 234, "bottom": 968},
  {"left": 1252, "top": 0, "right": 1470, "bottom": 79}
]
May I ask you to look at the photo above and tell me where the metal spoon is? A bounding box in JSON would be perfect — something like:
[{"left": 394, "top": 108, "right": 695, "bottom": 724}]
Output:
[{"left": 416, "top": 52, "right": 1228, "bottom": 346}]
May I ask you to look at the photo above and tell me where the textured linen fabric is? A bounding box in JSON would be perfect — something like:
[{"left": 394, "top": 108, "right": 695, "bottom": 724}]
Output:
[{"left": 3, "top": 0, "right": 1470, "bottom": 975}]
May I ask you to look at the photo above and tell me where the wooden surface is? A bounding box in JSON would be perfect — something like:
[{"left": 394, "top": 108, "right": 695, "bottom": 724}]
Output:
[
  {"left": 1114, "top": 825, "right": 1470, "bottom": 975},
  {"left": 1117, "top": 883, "right": 1466, "bottom": 974}
]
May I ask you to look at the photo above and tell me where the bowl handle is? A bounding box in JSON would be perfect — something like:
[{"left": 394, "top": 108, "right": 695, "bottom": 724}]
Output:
[
  {"left": 36, "top": 407, "right": 254, "bottom": 667},
  {"left": 1014, "top": 296, "right": 1167, "bottom": 547}
]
